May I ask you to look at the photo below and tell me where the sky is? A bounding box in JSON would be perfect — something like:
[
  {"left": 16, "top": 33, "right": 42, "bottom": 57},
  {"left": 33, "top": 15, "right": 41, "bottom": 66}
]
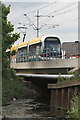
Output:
[{"left": 2, "top": 0, "right": 79, "bottom": 44}]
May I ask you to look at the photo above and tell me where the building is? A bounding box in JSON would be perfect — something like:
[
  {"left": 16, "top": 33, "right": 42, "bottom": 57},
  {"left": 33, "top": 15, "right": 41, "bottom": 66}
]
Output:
[{"left": 62, "top": 41, "right": 80, "bottom": 58}]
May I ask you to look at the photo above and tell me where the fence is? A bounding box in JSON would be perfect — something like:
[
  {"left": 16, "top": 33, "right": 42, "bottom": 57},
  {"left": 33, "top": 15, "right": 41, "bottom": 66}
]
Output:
[{"left": 11, "top": 47, "right": 80, "bottom": 63}]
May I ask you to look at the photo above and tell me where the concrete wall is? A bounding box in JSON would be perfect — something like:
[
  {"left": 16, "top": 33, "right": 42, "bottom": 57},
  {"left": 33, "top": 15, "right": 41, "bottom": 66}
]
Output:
[
  {"left": 11, "top": 58, "right": 79, "bottom": 70},
  {"left": 62, "top": 42, "right": 80, "bottom": 56}
]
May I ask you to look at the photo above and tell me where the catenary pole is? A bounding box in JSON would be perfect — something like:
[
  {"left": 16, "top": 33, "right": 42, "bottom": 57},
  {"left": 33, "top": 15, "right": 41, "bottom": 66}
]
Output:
[{"left": 37, "top": 11, "right": 39, "bottom": 37}]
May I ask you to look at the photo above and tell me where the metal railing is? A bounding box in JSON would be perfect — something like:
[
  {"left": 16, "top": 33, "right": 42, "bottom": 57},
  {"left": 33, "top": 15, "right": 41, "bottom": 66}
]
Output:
[
  {"left": 10, "top": 47, "right": 80, "bottom": 63},
  {"left": 16, "top": 48, "right": 62, "bottom": 63}
]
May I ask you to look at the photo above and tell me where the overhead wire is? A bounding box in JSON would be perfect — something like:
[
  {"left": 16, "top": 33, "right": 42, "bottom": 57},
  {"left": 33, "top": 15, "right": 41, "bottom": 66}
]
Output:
[
  {"left": 26, "top": 1, "right": 59, "bottom": 15},
  {"left": 47, "top": 2, "right": 78, "bottom": 16},
  {"left": 59, "top": 15, "right": 78, "bottom": 26},
  {"left": 22, "top": 1, "right": 60, "bottom": 31},
  {"left": 14, "top": 1, "right": 78, "bottom": 41},
  {"left": 10, "top": 1, "right": 78, "bottom": 26},
  {"left": 40, "top": 4, "right": 78, "bottom": 32},
  {"left": 41, "top": 14, "right": 77, "bottom": 32},
  {"left": 12, "top": 2, "right": 69, "bottom": 29},
  {"left": 10, "top": 1, "right": 78, "bottom": 46},
  {"left": 53, "top": 6, "right": 78, "bottom": 16},
  {"left": 11, "top": 1, "right": 60, "bottom": 27},
  {"left": 39, "top": 3, "right": 78, "bottom": 28},
  {"left": 14, "top": 1, "right": 58, "bottom": 23},
  {"left": 35, "top": 2, "right": 78, "bottom": 29}
]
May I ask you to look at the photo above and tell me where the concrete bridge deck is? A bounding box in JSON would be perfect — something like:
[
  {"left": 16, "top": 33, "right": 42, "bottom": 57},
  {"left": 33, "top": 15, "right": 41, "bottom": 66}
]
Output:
[{"left": 11, "top": 58, "right": 79, "bottom": 74}]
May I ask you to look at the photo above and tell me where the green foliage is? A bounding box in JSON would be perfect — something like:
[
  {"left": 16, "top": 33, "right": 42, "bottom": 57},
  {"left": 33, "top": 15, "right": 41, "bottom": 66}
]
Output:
[
  {"left": 57, "top": 72, "right": 79, "bottom": 84},
  {"left": 66, "top": 92, "right": 80, "bottom": 119},
  {"left": 57, "top": 73, "right": 80, "bottom": 119},
  {"left": 2, "top": 68, "right": 26, "bottom": 105},
  {"left": 1, "top": 3, "right": 26, "bottom": 105},
  {"left": 57, "top": 73, "right": 67, "bottom": 84},
  {"left": 2, "top": 2, "right": 19, "bottom": 53},
  {"left": 71, "top": 72, "right": 79, "bottom": 81},
  {"left": 1, "top": 2, "right": 19, "bottom": 65}
]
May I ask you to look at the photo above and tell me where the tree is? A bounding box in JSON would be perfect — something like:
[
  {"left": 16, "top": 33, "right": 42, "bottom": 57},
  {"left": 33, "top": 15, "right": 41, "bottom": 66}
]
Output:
[{"left": 1, "top": 2, "right": 25, "bottom": 105}]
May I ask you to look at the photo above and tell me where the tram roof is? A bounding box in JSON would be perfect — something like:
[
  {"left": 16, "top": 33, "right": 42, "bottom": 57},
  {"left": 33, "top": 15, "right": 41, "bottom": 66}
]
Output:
[
  {"left": 29, "top": 35, "right": 60, "bottom": 45},
  {"left": 11, "top": 44, "right": 17, "bottom": 51},
  {"left": 6, "top": 35, "right": 60, "bottom": 52},
  {"left": 29, "top": 36, "right": 41, "bottom": 45},
  {"left": 18, "top": 41, "right": 27, "bottom": 49},
  {"left": 6, "top": 49, "right": 10, "bottom": 53}
]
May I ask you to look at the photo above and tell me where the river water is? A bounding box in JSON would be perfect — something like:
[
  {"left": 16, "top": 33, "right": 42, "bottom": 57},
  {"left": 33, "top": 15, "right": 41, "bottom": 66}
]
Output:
[{"left": 2, "top": 98, "right": 59, "bottom": 119}]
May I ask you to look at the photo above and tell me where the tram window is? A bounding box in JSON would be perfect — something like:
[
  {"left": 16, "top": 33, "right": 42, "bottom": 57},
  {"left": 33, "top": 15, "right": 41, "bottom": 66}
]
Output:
[
  {"left": 45, "top": 40, "right": 60, "bottom": 52},
  {"left": 29, "top": 46, "right": 33, "bottom": 56},
  {"left": 29, "top": 43, "right": 41, "bottom": 56},
  {"left": 35, "top": 43, "right": 41, "bottom": 55},
  {"left": 36, "top": 46, "right": 40, "bottom": 55},
  {"left": 33, "top": 45, "right": 36, "bottom": 55},
  {"left": 20, "top": 49, "right": 23, "bottom": 53},
  {"left": 29, "top": 45, "right": 36, "bottom": 56}
]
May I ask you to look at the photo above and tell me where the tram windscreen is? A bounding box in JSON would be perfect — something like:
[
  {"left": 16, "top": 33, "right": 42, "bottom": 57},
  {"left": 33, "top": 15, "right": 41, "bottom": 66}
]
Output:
[{"left": 45, "top": 37, "right": 61, "bottom": 53}]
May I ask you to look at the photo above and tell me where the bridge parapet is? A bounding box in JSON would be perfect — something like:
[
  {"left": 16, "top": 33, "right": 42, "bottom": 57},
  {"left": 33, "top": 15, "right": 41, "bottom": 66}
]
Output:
[{"left": 11, "top": 58, "right": 79, "bottom": 70}]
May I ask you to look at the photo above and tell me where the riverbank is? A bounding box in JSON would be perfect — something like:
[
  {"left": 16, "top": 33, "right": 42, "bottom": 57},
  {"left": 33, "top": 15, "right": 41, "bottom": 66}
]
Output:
[
  {"left": 2, "top": 98, "right": 51, "bottom": 119},
  {"left": 2, "top": 99, "right": 67, "bottom": 120}
]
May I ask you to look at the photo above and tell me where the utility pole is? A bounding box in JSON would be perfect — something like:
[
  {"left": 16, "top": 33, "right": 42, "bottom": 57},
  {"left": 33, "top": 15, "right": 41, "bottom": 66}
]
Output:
[
  {"left": 24, "top": 11, "right": 55, "bottom": 38},
  {"left": 36, "top": 11, "right": 39, "bottom": 37},
  {"left": 24, "top": 11, "right": 41, "bottom": 38}
]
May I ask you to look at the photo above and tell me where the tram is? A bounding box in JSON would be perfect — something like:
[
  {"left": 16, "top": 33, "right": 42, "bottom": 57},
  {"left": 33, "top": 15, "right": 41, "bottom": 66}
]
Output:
[{"left": 6, "top": 35, "right": 62, "bottom": 63}]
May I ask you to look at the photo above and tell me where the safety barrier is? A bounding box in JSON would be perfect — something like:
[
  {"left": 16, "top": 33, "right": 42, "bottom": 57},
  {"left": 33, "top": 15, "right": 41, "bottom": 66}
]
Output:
[{"left": 10, "top": 47, "right": 80, "bottom": 63}]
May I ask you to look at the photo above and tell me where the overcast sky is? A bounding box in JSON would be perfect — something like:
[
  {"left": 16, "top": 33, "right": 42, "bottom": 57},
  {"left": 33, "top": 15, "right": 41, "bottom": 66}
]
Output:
[{"left": 2, "top": 0, "right": 79, "bottom": 44}]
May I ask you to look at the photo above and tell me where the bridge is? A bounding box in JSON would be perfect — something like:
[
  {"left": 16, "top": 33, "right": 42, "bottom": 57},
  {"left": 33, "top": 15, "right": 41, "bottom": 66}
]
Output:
[
  {"left": 10, "top": 58, "right": 80, "bottom": 86},
  {"left": 10, "top": 58, "right": 80, "bottom": 117},
  {"left": 11, "top": 58, "right": 79, "bottom": 75}
]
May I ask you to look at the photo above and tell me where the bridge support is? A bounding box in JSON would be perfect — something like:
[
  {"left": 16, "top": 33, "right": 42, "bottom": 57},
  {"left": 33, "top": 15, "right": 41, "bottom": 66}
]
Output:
[{"left": 50, "top": 88, "right": 71, "bottom": 117}]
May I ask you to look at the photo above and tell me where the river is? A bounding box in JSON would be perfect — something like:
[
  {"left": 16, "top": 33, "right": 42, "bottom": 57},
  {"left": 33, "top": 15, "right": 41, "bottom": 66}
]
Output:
[
  {"left": 2, "top": 81, "right": 65, "bottom": 120},
  {"left": 2, "top": 98, "right": 56, "bottom": 119}
]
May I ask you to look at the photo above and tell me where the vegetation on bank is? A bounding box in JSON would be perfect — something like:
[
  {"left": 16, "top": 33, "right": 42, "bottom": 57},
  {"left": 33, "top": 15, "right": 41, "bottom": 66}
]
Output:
[
  {"left": 57, "top": 72, "right": 80, "bottom": 84},
  {"left": 1, "top": 3, "right": 80, "bottom": 119},
  {"left": 66, "top": 92, "right": 80, "bottom": 119},
  {"left": 1, "top": 2, "right": 37, "bottom": 105},
  {"left": 57, "top": 72, "right": 80, "bottom": 119}
]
